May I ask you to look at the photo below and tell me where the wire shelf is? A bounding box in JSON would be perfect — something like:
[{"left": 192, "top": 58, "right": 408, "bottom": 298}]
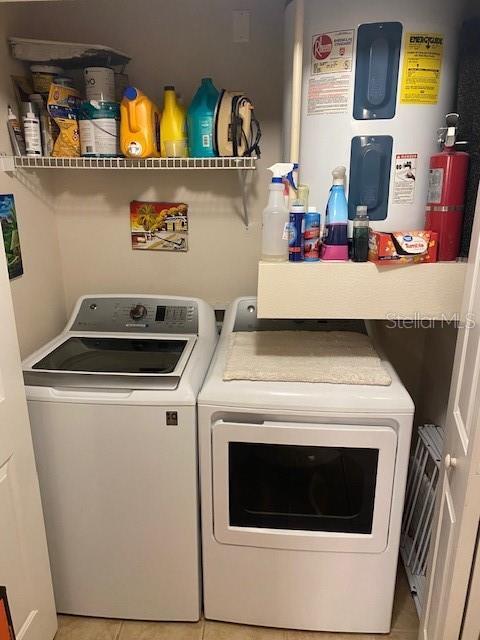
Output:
[{"left": 12, "top": 156, "right": 257, "bottom": 170}]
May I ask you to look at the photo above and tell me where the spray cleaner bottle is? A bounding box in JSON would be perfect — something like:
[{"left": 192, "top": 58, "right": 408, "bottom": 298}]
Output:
[
  {"left": 321, "top": 166, "right": 349, "bottom": 261},
  {"left": 262, "top": 163, "right": 294, "bottom": 261}
]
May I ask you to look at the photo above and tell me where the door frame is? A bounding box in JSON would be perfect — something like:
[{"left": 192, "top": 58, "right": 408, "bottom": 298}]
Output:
[{"left": 420, "top": 184, "right": 480, "bottom": 640}]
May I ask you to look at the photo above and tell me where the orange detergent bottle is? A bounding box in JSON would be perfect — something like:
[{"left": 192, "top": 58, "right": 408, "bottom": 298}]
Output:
[
  {"left": 160, "top": 85, "right": 187, "bottom": 157},
  {"left": 120, "top": 87, "right": 161, "bottom": 158}
]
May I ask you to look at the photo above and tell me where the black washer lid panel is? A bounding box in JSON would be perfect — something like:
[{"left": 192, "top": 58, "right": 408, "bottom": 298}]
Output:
[{"left": 32, "top": 337, "right": 188, "bottom": 374}]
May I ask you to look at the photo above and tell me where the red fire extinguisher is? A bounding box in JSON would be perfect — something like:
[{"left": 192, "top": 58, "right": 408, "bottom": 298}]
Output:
[{"left": 425, "top": 113, "right": 469, "bottom": 261}]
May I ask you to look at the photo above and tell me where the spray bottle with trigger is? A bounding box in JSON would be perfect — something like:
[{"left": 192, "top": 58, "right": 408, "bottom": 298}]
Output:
[{"left": 262, "top": 163, "right": 294, "bottom": 262}]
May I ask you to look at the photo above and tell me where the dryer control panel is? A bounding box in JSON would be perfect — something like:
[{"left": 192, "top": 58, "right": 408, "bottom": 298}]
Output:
[
  {"left": 70, "top": 297, "right": 199, "bottom": 334},
  {"left": 232, "top": 299, "right": 366, "bottom": 333}
]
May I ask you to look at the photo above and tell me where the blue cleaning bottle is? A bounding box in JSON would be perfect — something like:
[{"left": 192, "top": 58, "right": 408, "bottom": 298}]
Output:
[
  {"left": 187, "top": 78, "right": 220, "bottom": 157},
  {"left": 321, "top": 166, "right": 349, "bottom": 261}
]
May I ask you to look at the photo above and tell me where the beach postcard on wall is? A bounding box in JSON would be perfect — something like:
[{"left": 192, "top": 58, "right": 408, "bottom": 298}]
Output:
[
  {"left": 130, "top": 200, "right": 189, "bottom": 251},
  {"left": 0, "top": 194, "right": 23, "bottom": 279}
]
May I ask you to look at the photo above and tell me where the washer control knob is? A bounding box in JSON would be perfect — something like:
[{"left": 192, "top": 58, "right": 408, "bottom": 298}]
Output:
[
  {"left": 130, "top": 304, "right": 147, "bottom": 320},
  {"left": 445, "top": 454, "right": 457, "bottom": 470}
]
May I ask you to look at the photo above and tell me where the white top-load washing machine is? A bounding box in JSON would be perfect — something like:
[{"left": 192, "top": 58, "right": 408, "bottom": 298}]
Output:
[
  {"left": 198, "top": 297, "right": 414, "bottom": 634},
  {"left": 23, "top": 295, "right": 217, "bottom": 621}
]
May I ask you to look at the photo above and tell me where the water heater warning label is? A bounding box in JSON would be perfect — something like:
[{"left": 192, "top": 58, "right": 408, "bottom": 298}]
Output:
[
  {"left": 400, "top": 32, "right": 444, "bottom": 104},
  {"left": 393, "top": 154, "right": 418, "bottom": 204},
  {"left": 311, "top": 30, "right": 354, "bottom": 75},
  {"left": 307, "top": 75, "right": 350, "bottom": 115}
]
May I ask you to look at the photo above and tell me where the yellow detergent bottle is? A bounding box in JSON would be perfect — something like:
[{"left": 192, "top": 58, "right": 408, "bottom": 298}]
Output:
[
  {"left": 160, "top": 85, "right": 187, "bottom": 157},
  {"left": 120, "top": 87, "right": 161, "bottom": 158}
]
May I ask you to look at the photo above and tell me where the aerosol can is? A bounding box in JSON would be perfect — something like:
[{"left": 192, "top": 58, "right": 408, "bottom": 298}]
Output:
[
  {"left": 425, "top": 113, "right": 469, "bottom": 261},
  {"left": 262, "top": 163, "right": 294, "bottom": 261}
]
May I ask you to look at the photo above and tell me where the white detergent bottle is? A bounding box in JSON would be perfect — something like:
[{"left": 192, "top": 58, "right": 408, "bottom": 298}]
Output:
[{"left": 262, "top": 162, "right": 294, "bottom": 261}]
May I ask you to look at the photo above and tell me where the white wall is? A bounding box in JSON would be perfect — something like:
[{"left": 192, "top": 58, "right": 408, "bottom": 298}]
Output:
[
  {"left": 0, "top": 3, "right": 66, "bottom": 357},
  {"left": 10, "top": 0, "right": 284, "bottom": 312}
]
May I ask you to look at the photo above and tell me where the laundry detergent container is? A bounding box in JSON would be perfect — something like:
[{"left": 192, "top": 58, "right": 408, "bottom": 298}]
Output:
[
  {"left": 187, "top": 77, "right": 219, "bottom": 157},
  {"left": 284, "top": 0, "right": 461, "bottom": 230}
]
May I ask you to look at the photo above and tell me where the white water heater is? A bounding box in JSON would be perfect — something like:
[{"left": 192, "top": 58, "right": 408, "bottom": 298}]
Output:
[{"left": 284, "top": 0, "right": 465, "bottom": 230}]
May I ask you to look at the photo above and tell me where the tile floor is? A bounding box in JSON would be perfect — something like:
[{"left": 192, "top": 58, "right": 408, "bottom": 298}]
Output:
[{"left": 55, "top": 567, "right": 418, "bottom": 640}]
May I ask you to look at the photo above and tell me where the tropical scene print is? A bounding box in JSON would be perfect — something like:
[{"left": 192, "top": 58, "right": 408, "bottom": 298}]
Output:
[{"left": 130, "top": 200, "right": 188, "bottom": 251}]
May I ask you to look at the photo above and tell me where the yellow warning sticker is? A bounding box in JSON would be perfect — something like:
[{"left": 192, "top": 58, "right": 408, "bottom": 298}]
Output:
[{"left": 400, "top": 32, "right": 444, "bottom": 105}]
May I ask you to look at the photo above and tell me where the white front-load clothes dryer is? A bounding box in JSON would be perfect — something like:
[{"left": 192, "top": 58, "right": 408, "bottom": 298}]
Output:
[
  {"left": 198, "top": 297, "right": 414, "bottom": 634},
  {"left": 23, "top": 295, "right": 217, "bottom": 621}
]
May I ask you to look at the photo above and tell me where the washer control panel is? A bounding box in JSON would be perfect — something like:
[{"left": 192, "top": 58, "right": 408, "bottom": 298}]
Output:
[{"left": 71, "top": 297, "right": 198, "bottom": 334}]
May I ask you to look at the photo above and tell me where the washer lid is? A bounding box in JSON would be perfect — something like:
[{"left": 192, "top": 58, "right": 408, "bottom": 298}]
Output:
[
  {"left": 31, "top": 336, "right": 188, "bottom": 374},
  {"left": 24, "top": 335, "right": 196, "bottom": 390}
]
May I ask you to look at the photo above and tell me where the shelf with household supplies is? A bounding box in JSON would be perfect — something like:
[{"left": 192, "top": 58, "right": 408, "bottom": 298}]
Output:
[
  {"left": 3, "top": 37, "right": 261, "bottom": 227},
  {"left": 0, "top": 155, "right": 257, "bottom": 171},
  {"left": 257, "top": 260, "right": 467, "bottom": 320}
]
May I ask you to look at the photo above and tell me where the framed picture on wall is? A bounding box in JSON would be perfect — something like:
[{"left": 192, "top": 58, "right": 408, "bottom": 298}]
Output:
[
  {"left": 0, "top": 587, "right": 15, "bottom": 640},
  {"left": 130, "top": 200, "right": 189, "bottom": 251},
  {"left": 0, "top": 194, "right": 23, "bottom": 279}
]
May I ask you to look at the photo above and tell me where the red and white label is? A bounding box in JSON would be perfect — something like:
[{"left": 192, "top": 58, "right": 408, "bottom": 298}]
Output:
[
  {"left": 311, "top": 30, "right": 354, "bottom": 75},
  {"left": 313, "top": 34, "right": 333, "bottom": 60}
]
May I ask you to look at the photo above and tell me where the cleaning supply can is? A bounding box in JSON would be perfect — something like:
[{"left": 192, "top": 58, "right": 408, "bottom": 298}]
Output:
[
  {"left": 84, "top": 67, "right": 115, "bottom": 102},
  {"left": 22, "top": 101, "right": 42, "bottom": 156},
  {"left": 187, "top": 77, "right": 219, "bottom": 157},
  {"left": 79, "top": 101, "right": 120, "bottom": 157},
  {"left": 120, "top": 87, "right": 162, "bottom": 158},
  {"left": 29, "top": 93, "right": 55, "bottom": 157},
  {"left": 304, "top": 206, "right": 320, "bottom": 261},
  {"left": 7, "top": 105, "right": 26, "bottom": 156},
  {"left": 289, "top": 203, "right": 305, "bottom": 262}
]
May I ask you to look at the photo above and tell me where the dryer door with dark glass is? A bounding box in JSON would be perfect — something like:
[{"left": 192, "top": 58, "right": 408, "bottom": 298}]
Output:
[{"left": 212, "top": 420, "right": 397, "bottom": 553}]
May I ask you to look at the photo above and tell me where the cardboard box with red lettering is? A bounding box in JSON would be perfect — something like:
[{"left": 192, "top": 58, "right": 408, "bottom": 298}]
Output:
[{"left": 368, "top": 230, "right": 438, "bottom": 264}]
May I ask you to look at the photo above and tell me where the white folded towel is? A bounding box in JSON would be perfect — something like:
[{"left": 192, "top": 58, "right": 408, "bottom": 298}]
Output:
[{"left": 223, "top": 330, "right": 392, "bottom": 386}]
